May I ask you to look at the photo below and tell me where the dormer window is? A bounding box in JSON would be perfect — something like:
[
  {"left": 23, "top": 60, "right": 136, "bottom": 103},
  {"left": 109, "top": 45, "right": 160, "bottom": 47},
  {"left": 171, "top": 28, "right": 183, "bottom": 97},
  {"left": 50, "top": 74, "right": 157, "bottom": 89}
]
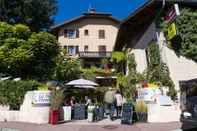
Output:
[{"left": 64, "top": 29, "right": 79, "bottom": 38}]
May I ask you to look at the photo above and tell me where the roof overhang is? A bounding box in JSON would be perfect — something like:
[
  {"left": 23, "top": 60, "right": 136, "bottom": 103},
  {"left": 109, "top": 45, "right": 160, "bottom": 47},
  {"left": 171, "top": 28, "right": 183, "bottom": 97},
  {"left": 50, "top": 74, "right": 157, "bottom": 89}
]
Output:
[
  {"left": 114, "top": 0, "right": 197, "bottom": 50},
  {"left": 51, "top": 12, "right": 120, "bottom": 33}
]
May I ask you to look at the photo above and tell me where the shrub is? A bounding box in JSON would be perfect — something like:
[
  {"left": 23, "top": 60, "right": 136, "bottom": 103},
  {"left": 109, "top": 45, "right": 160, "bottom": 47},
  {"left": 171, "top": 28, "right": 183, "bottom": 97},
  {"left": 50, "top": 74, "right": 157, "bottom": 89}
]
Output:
[
  {"left": 0, "top": 80, "right": 39, "bottom": 110},
  {"left": 135, "top": 100, "right": 147, "bottom": 113}
]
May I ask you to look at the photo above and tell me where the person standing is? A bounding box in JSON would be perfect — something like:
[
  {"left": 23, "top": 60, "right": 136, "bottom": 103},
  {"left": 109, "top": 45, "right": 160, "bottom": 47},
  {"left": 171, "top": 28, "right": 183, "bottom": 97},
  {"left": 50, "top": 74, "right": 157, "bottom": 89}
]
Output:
[
  {"left": 115, "top": 90, "right": 123, "bottom": 118},
  {"left": 85, "top": 96, "right": 92, "bottom": 119},
  {"left": 104, "top": 87, "right": 115, "bottom": 120},
  {"left": 85, "top": 96, "right": 92, "bottom": 106}
]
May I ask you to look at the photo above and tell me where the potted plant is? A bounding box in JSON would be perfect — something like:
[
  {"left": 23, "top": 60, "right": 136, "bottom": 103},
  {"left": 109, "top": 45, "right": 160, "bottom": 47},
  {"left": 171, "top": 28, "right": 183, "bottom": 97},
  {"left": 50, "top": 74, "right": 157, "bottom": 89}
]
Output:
[
  {"left": 49, "top": 89, "right": 64, "bottom": 125},
  {"left": 135, "top": 100, "right": 148, "bottom": 122}
]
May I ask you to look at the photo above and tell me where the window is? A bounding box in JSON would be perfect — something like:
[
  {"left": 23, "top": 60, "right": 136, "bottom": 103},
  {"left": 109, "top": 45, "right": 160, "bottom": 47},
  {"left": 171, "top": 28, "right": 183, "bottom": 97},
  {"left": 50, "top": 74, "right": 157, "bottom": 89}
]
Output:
[
  {"left": 84, "top": 45, "right": 88, "bottom": 52},
  {"left": 67, "top": 46, "right": 79, "bottom": 56},
  {"left": 84, "top": 30, "right": 89, "bottom": 36},
  {"left": 98, "top": 45, "right": 106, "bottom": 52},
  {"left": 98, "top": 45, "right": 106, "bottom": 56},
  {"left": 99, "top": 30, "right": 105, "bottom": 39},
  {"left": 64, "top": 29, "right": 79, "bottom": 38}
]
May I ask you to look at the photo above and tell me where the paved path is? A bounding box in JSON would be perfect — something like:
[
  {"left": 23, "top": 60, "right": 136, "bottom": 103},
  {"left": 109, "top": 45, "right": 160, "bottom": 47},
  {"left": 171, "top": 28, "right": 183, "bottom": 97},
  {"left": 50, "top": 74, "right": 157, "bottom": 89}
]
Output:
[{"left": 0, "top": 122, "right": 181, "bottom": 131}]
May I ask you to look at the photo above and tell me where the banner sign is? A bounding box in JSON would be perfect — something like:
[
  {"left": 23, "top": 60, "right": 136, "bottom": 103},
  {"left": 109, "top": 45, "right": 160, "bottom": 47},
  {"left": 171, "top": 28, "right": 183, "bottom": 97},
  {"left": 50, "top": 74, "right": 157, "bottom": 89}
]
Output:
[
  {"left": 165, "top": 4, "right": 180, "bottom": 23},
  {"left": 32, "top": 91, "right": 51, "bottom": 105},
  {"left": 167, "top": 23, "right": 177, "bottom": 40},
  {"left": 138, "top": 88, "right": 161, "bottom": 102}
]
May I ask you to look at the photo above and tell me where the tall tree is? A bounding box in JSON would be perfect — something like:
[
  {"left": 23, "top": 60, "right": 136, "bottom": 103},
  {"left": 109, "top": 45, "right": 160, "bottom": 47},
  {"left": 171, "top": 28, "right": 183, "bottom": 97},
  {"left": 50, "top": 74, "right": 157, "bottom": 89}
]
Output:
[
  {"left": 0, "top": 0, "right": 57, "bottom": 32},
  {"left": 0, "top": 22, "right": 59, "bottom": 79}
]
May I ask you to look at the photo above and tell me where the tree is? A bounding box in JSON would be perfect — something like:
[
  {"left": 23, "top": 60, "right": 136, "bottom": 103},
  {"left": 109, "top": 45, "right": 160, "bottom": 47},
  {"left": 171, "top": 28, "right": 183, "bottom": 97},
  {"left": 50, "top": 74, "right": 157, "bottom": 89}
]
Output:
[
  {"left": 27, "top": 32, "right": 59, "bottom": 79},
  {"left": 0, "top": 22, "right": 59, "bottom": 79},
  {"left": 0, "top": 0, "right": 57, "bottom": 32},
  {"left": 53, "top": 49, "right": 81, "bottom": 82}
]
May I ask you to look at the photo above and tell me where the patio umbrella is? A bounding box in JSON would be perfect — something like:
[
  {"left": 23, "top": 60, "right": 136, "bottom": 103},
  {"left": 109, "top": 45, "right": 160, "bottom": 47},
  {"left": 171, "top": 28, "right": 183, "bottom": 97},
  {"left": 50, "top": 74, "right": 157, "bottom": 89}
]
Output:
[
  {"left": 65, "top": 78, "right": 98, "bottom": 89},
  {"left": 74, "top": 85, "right": 96, "bottom": 89}
]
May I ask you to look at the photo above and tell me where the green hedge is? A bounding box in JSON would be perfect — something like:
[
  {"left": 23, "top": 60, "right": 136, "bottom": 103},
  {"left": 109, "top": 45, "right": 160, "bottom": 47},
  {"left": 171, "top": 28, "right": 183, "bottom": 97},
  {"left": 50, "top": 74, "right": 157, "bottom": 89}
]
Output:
[{"left": 0, "top": 80, "right": 39, "bottom": 110}]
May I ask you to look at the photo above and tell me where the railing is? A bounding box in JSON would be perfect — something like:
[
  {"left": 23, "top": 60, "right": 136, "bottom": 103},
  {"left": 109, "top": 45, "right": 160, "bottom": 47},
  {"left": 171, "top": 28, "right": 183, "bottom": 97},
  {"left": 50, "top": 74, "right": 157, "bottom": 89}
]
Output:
[{"left": 79, "top": 51, "right": 112, "bottom": 58}]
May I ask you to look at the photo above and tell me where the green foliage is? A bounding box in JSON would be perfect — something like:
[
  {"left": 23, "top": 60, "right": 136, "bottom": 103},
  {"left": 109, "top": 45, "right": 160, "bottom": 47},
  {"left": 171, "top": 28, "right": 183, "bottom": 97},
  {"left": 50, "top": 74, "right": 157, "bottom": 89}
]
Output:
[
  {"left": 127, "top": 53, "right": 137, "bottom": 73},
  {"left": 147, "top": 42, "right": 161, "bottom": 67},
  {"left": 0, "top": 0, "right": 58, "bottom": 32},
  {"left": 53, "top": 52, "right": 81, "bottom": 82},
  {"left": 117, "top": 53, "right": 140, "bottom": 100},
  {"left": 158, "top": 8, "right": 197, "bottom": 62},
  {"left": 81, "top": 67, "right": 97, "bottom": 81},
  {"left": 173, "top": 8, "right": 197, "bottom": 62},
  {"left": 146, "top": 42, "right": 177, "bottom": 100},
  {"left": 37, "top": 84, "right": 48, "bottom": 91},
  {"left": 135, "top": 100, "right": 147, "bottom": 113},
  {"left": 0, "top": 22, "right": 59, "bottom": 80},
  {"left": 50, "top": 89, "right": 65, "bottom": 110},
  {"left": 28, "top": 32, "right": 59, "bottom": 79},
  {"left": 111, "top": 51, "right": 126, "bottom": 73},
  {"left": 112, "top": 51, "right": 126, "bottom": 63},
  {"left": 0, "top": 80, "right": 39, "bottom": 110},
  {"left": 81, "top": 66, "right": 113, "bottom": 81}
]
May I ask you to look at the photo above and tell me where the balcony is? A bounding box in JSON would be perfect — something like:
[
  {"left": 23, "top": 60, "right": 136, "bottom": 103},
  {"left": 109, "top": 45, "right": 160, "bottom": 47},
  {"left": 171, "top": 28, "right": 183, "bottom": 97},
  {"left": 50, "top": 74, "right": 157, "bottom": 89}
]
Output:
[{"left": 79, "top": 51, "right": 112, "bottom": 58}]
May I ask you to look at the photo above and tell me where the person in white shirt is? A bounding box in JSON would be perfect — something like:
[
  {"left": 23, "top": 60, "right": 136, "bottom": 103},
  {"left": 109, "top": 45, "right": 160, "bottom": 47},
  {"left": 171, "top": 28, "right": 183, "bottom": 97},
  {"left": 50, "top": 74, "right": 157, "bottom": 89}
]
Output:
[{"left": 115, "top": 90, "right": 123, "bottom": 118}]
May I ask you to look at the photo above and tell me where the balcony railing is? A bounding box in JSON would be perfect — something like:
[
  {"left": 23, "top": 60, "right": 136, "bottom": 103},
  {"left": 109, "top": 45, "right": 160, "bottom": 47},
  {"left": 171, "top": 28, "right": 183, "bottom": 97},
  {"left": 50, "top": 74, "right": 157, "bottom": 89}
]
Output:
[{"left": 79, "top": 51, "right": 112, "bottom": 58}]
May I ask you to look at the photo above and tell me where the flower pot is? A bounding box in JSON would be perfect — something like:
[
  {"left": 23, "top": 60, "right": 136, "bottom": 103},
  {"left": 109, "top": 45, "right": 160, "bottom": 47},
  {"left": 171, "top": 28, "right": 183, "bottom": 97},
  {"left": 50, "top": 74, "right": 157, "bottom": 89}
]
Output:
[
  {"left": 63, "top": 106, "right": 71, "bottom": 121},
  {"left": 137, "top": 112, "right": 147, "bottom": 122},
  {"left": 49, "top": 109, "right": 60, "bottom": 125},
  {"left": 88, "top": 112, "right": 94, "bottom": 122}
]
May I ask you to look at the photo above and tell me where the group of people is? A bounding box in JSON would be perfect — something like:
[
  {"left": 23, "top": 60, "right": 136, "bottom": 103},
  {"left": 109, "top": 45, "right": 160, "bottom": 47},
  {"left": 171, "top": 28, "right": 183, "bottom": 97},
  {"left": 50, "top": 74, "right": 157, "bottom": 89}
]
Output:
[
  {"left": 104, "top": 88, "right": 124, "bottom": 119},
  {"left": 64, "top": 87, "right": 124, "bottom": 120},
  {"left": 65, "top": 96, "right": 92, "bottom": 107}
]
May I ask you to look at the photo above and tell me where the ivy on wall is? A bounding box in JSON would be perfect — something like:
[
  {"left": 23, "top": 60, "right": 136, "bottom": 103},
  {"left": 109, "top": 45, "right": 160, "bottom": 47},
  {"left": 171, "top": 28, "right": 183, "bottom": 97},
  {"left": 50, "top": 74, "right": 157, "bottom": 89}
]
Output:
[
  {"left": 117, "top": 53, "right": 142, "bottom": 100},
  {"left": 174, "top": 8, "right": 197, "bottom": 62},
  {"left": 157, "top": 7, "right": 197, "bottom": 62},
  {"left": 146, "top": 42, "right": 177, "bottom": 100}
]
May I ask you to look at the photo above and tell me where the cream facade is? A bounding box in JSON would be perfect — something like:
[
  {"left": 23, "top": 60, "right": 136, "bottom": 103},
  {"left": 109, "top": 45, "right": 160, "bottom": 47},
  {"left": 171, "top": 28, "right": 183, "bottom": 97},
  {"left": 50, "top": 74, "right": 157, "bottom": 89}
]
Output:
[
  {"left": 52, "top": 11, "right": 119, "bottom": 60},
  {"left": 58, "top": 18, "right": 119, "bottom": 53}
]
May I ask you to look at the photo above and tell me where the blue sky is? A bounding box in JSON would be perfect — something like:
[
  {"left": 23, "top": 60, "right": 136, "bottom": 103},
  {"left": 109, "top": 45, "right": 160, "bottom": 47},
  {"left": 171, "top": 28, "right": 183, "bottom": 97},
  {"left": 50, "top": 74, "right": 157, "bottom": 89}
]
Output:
[{"left": 54, "top": 0, "right": 148, "bottom": 24}]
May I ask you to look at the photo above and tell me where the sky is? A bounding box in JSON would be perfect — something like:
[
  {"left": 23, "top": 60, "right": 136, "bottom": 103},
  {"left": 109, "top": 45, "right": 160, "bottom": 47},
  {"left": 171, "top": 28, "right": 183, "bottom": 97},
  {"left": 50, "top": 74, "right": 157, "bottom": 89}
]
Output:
[{"left": 54, "top": 0, "right": 148, "bottom": 24}]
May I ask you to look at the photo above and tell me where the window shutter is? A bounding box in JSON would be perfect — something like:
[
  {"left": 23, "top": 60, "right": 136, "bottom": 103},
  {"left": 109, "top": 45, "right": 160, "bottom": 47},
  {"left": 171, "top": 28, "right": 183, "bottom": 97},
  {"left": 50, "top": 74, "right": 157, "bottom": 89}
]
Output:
[
  {"left": 76, "top": 46, "right": 79, "bottom": 53},
  {"left": 76, "top": 29, "right": 79, "bottom": 38}
]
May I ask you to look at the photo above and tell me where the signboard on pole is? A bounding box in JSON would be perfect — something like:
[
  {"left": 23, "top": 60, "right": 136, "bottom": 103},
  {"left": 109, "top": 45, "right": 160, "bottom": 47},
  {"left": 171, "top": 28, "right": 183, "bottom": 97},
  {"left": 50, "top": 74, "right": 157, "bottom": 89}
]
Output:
[
  {"left": 167, "top": 22, "right": 177, "bottom": 40},
  {"left": 165, "top": 4, "right": 180, "bottom": 23},
  {"left": 32, "top": 91, "right": 51, "bottom": 105}
]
